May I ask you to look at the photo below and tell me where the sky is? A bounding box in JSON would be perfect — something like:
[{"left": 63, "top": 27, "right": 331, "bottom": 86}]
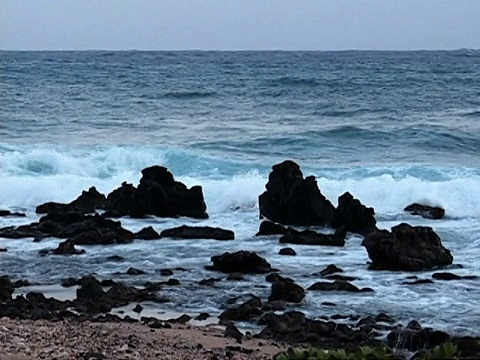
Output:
[{"left": 1, "top": 0, "right": 479, "bottom": 51}]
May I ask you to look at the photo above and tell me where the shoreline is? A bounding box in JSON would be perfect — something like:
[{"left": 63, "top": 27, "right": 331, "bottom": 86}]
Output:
[{"left": 0, "top": 318, "right": 282, "bottom": 360}]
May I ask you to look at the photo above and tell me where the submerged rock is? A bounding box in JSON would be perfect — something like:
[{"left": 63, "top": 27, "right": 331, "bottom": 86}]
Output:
[
  {"left": 39, "top": 239, "right": 86, "bottom": 256},
  {"left": 0, "top": 210, "right": 26, "bottom": 217},
  {"left": 404, "top": 203, "right": 445, "bottom": 220},
  {"left": 279, "top": 227, "right": 346, "bottom": 247},
  {"left": 160, "top": 225, "right": 234, "bottom": 240},
  {"left": 308, "top": 280, "right": 373, "bottom": 293},
  {"left": 258, "top": 160, "right": 335, "bottom": 226},
  {"left": 256, "top": 221, "right": 292, "bottom": 236},
  {"left": 362, "top": 223, "right": 453, "bottom": 271}
]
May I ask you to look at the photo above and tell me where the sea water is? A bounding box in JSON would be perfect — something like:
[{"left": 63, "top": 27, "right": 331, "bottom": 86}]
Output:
[{"left": 1, "top": 50, "right": 479, "bottom": 335}]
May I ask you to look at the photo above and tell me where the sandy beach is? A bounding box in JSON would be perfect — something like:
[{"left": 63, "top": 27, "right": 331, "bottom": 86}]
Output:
[{"left": 0, "top": 318, "right": 282, "bottom": 360}]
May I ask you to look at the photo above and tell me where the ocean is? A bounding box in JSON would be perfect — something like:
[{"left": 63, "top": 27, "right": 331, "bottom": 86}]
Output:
[{"left": 1, "top": 50, "right": 479, "bottom": 334}]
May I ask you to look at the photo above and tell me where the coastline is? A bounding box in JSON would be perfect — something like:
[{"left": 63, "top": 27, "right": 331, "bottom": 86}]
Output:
[{"left": 0, "top": 318, "right": 281, "bottom": 360}]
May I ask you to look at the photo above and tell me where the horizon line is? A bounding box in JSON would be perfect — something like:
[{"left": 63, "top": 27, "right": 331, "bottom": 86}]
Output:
[{"left": 1, "top": 48, "right": 479, "bottom": 52}]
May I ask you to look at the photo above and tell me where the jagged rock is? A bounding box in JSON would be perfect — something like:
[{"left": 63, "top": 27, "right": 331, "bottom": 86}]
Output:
[
  {"left": 206, "top": 251, "right": 272, "bottom": 274},
  {"left": 104, "top": 166, "right": 208, "bottom": 219},
  {"left": 308, "top": 280, "right": 373, "bottom": 293},
  {"left": 279, "top": 227, "right": 346, "bottom": 247},
  {"left": 404, "top": 203, "right": 445, "bottom": 220},
  {"left": 256, "top": 311, "right": 369, "bottom": 349},
  {"left": 225, "top": 323, "right": 243, "bottom": 343},
  {"left": 160, "top": 225, "right": 234, "bottom": 240},
  {"left": 332, "top": 192, "right": 376, "bottom": 235},
  {"left": 0, "top": 213, "right": 134, "bottom": 245},
  {"left": 36, "top": 187, "right": 106, "bottom": 215},
  {"left": 362, "top": 223, "right": 453, "bottom": 271},
  {"left": 279, "top": 247, "right": 296, "bottom": 256},
  {"left": 135, "top": 226, "right": 161, "bottom": 240},
  {"left": 258, "top": 160, "right": 335, "bottom": 226}
]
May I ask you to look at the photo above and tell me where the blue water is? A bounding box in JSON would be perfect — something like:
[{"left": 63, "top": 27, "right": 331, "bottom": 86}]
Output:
[{"left": 1, "top": 51, "right": 480, "bottom": 334}]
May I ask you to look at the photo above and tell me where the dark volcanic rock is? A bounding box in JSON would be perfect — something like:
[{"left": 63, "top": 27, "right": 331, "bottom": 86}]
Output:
[
  {"left": 206, "top": 251, "right": 272, "bottom": 274},
  {"left": 387, "top": 328, "right": 450, "bottom": 351},
  {"left": 106, "top": 255, "right": 125, "bottom": 262},
  {"left": 404, "top": 203, "right": 445, "bottom": 220},
  {"left": 258, "top": 160, "right": 335, "bottom": 226},
  {"left": 402, "top": 277, "right": 434, "bottom": 285},
  {"left": 279, "top": 227, "right": 346, "bottom": 247},
  {"left": 126, "top": 267, "right": 146, "bottom": 275},
  {"left": 0, "top": 276, "right": 14, "bottom": 302},
  {"left": 0, "top": 210, "right": 26, "bottom": 217},
  {"left": 308, "top": 280, "right": 373, "bottom": 293},
  {"left": 36, "top": 187, "right": 106, "bottom": 215},
  {"left": 255, "top": 221, "right": 292, "bottom": 236},
  {"left": 39, "top": 239, "right": 86, "bottom": 256},
  {"left": 219, "top": 297, "right": 262, "bottom": 324},
  {"left": 198, "top": 277, "right": 222, "bottom": 286},
  {"left": 319, "top": 264, "right": 344, "bottom": 277},
  {"left": 134, "top": 226, "right": 161, "bottom": 240},
  {"left": 268, "top": 280, "right": 305, "bottom": 303},
  {"left": 104, "top": 166, "right": 208, "bottom": 219},
  {"left": 0, "top": 213, "right": 134, "bottom": 244},
  {"left": 224, "top": 323, "right": 243, "bottom": 343},
  {"left": 160, "top": 225, "right": 234, "bottom": 240},
  {"left": 279, "top": 247, "right": 296, "bottom": 256},
  {"left": 256, "top": 311, "right": 369, "bottom": 349},
  {"left": 332, "top": 192, "right": 376, "bottom": 235},
  {"left": 362, "top": 223, "right": 453, "bottom": 271}
]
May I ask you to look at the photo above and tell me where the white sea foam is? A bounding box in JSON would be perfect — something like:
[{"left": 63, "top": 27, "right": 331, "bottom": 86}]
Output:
[{"left": 1, "top": 146, "right": 480, "bottom": 220}]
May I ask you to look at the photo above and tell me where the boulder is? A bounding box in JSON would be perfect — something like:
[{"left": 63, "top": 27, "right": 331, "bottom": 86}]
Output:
[
  {"left": 279, "top": 247, "right": 296, "bottom": 256},
  {"left": 362, "top": 223, "right": 453, "bottom": 271},
  {"left": 206, "top": 251, "right": 272, "bottom": 274},
  {"left": 332, "top": 192, "right": 376, "bottom": 235},
  {"left": 104, "top": 166, "right": 208, "bottom": 219},
  {"left": 160, "top": 225, "right": 234, "bottom": 240},
  {"left": 404, "top": 203, "right": 445, "bottom": 220},
  {"left": 268, "top": 280, "right": 305, "bottom": 303},
  {"left": 432, "top": 272, "right": 477, "bottom": 281},
  {"left": 279, "top": 227, "right": 346, "bottom": 247},
  {"left": 258, "top": 161, "right": 335, "bottom": 226},
  {"left": 36, "top": 187, "right": 106, "bottom": 215}
]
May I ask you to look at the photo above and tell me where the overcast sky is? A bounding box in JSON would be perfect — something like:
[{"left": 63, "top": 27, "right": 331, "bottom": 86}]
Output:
[{"left": 1, "top": 0, "right": 479, "bottom": 51}]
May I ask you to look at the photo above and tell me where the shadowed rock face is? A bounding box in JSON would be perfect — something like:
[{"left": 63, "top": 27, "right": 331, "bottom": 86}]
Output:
[
  {"left": 332, "top": 192, "right": 377, "bottom": 235},
  {"left": 258, "top": 160, "right": 335, "bottom": 226},
  {"left": 104, "top": 166, "right": 208, "bottom": 219},
  {"left": 362, "top": 223, "right": 453, "bottom": 271},
  {"left": 404, "top": 203, "right": 445, "bottom": 220}
]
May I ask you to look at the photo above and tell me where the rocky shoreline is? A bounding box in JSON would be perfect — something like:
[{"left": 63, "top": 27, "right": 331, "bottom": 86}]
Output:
[{"left": 1, "top": 160, "right": 479, "bottom": 359}]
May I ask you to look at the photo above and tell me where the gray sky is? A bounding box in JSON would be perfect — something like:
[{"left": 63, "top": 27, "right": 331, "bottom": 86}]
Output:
[{"left": 1, "top": 0, "right": 479, "bottom": 50}]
